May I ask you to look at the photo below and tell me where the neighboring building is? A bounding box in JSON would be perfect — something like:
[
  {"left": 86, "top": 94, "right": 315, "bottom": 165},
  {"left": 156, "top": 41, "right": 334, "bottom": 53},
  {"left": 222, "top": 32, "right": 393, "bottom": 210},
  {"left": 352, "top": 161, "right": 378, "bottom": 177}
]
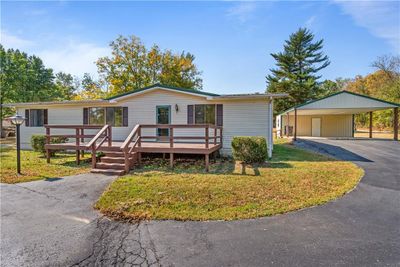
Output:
[
  {"left": 276, "top": 91, "right": 399, "bottom": 140},
  {"left": 4, "top": 84, "right": 287, "bottom": 157}
]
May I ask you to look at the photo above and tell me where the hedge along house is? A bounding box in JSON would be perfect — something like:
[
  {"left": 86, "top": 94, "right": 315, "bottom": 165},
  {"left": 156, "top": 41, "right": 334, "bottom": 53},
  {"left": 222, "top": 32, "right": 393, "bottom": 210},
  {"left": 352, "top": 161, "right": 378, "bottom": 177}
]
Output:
[
  {"left": 276, "top": 91, "right": 399, "bottom": 141},
  {"left": 4, "top": 84, "right": 287, "bottom": 175}
]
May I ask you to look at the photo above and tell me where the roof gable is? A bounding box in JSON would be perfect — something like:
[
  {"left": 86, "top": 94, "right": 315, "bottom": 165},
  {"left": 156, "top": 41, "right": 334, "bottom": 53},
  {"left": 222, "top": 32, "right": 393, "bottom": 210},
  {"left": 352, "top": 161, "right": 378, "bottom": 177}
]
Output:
[
  {"left": 298, "top": 91, "right": 399, "bottom": 110},
  {"left": 105, "top": 84, "right": 219, "bottom": 101},
  {"left": 280, "top": 91, "right": 399, "bottom": 115}
]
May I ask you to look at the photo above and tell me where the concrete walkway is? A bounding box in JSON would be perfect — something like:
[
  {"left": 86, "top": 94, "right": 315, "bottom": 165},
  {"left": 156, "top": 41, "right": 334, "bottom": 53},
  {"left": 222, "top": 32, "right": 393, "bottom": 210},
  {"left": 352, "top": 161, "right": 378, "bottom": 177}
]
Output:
[{"left": 1, "top": 139, "right": 399, "bottom": 266}]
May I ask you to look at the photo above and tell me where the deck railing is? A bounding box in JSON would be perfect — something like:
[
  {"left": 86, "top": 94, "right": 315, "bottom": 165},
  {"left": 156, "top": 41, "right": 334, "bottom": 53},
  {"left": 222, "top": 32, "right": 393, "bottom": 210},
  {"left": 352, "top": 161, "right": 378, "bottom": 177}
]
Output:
[
  {"left": 44, "top": 124, "right": 111, "bottom": 165},
  {"left": 121, "top": 124, "right": 223, "bottom": 172}
]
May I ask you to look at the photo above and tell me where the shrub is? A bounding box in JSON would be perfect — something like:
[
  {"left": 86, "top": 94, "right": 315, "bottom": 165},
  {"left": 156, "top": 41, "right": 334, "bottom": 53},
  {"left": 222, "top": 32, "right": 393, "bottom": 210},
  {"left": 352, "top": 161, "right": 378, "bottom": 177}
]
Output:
[
  {"left": 231, "top": 136, "right": 268, "bottom": 163},
  {"left": 31, "top": 135, "right": 68, "bottom": 156}
]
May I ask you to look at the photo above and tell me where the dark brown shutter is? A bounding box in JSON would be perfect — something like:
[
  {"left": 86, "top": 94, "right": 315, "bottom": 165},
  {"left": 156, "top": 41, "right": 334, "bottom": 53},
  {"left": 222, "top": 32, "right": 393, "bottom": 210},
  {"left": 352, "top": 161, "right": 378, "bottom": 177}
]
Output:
[
  {"left": 216, "top": 104, "right": 223, "bottom": 126},
  {"left": 83, "top": 108, "right": 89, "bottom": 125},
  {"left": 25, "top": 109, "right": 30, "bottom": 127},
  {"left": 123, "top": 107, "right": 128, "bottom": 127},
  {"left": 43, "top": 109, "right": 48, "bottom": 125},
  {"left": 187, "top": 105, "right": 194, "bottom": 124}
]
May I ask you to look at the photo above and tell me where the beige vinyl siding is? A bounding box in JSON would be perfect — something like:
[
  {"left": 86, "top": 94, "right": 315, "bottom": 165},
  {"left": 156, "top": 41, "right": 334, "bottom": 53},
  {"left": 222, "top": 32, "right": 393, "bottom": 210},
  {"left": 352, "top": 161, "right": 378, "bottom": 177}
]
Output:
[
  {"left": 17, "top": 89, "right": 271, "bottom": 155},
  {"left": 281, "top": 114, "right": 353, "bottom": 137}
]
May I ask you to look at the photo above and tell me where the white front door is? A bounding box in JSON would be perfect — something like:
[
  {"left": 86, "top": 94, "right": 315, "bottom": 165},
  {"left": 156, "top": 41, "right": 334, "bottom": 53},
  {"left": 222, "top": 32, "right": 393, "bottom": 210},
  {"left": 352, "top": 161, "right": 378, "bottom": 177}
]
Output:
[{"left": 311, "top": 118, "right": 321, "bottom": 137}]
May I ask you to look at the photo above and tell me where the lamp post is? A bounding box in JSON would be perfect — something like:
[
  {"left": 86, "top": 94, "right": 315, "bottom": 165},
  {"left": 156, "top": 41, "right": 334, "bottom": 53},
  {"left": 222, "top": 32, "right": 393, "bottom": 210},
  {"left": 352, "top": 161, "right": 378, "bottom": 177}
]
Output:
[{"left": 9, "top": 114, "right": 25, "bottom": 174}]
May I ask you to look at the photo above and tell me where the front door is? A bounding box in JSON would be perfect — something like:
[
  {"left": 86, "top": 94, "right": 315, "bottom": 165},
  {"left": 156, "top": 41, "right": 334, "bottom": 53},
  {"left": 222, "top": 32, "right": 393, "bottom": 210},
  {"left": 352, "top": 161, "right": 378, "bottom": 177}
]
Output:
[
  {"left": 156, "top": 105, "right": 171, "bottom": 138},
  {"left": 311, "top": 117, "right": 321, "bottom": 137}
]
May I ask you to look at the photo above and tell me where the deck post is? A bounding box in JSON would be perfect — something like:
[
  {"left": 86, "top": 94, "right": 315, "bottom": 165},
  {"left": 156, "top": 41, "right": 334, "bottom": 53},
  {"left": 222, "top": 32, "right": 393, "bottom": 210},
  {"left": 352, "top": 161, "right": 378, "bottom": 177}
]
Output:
[
  {"left": 76, "top": 128, "right": 80, "bottom": 165},
  {"left": 124, "top": 148, "right": 130, "bottom": 173},
  {"left": 170, "top": 127, "right": 174, "bottom": 148},
  {"left": 205, "top": 154, "right": 209, "bottom": 172},
  {"left": 369, "top": 111, "right": 373, "bottom": 138},
  {"left": 80, "top": 128, "right": 84, "bottom": 157},
  {"left": 108, "top": 125, "right": 112, "bottom": 146},
  {"left": 214, "top": 127, "right": 217, "bottom": 145},
  {"left": 170, "top": 153, "right": 174, "bottom": 168},
  {"left": 205, "top": 126, "right": 209, "bottom": 148},
  {"left": 294, "top": 108, "right": 297, "bottom": 141},
  {"left": 220, "top": 128, "right": 223, "bottom": 146},
  {"left": 394, "top": 107, "right": 398, "bottom": 141},
  {"left": 46, "top": 127, "right": 50, "bottom": 163},
  {"left": 91, "top": 144, "right": 96, "bottom": 168},
  {"left": 138, "top": 126, "right": 141, "bottom": 147}
]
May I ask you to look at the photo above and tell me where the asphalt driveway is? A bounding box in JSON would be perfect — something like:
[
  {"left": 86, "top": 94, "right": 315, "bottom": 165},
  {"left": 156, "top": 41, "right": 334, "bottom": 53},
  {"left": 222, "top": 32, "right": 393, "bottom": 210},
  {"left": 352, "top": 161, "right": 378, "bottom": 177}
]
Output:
[{"left": 1, "top": 139, "right": 399, "bottom": 266}]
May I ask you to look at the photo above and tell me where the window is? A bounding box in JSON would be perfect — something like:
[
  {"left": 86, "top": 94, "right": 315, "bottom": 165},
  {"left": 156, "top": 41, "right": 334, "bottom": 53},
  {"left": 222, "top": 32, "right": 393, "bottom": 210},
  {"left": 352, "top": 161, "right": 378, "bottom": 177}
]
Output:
[
  {"left": 25, "top": 109, "right": 47, "bottom": 127},
  {"left": 106, "top": 107, "right": 123, "bottom": 127},
  {"left": 195, "top": 104, "right": 215, "bottom": 125},
  {"left": 85, "top": 107, "right": 127, "bottom": 127},
  {"left": 89, "top": 107, "right": 105, "bottom": 125}
]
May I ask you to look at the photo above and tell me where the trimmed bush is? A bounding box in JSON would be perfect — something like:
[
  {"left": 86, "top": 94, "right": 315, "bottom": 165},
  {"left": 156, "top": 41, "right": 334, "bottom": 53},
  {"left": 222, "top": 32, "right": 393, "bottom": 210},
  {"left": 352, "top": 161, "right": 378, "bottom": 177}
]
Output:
[
  {"left": 31, "top": 135, "right": 68, "bottom": 156},
  {"left": 231, "top": 136, "right": 268, "bottom": 163}
]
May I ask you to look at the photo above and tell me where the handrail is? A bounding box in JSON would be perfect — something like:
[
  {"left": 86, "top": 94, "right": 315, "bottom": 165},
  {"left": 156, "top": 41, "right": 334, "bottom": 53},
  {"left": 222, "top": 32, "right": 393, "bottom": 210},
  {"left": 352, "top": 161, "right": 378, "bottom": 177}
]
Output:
[
  {"left": 86, "top": 125, "right": 110, "bottom": 148},
  {"left": 44, "top": 124, "right": 104, "bottom": 129},
  {"left": 121, "top": 124, "right": 140, "bottom": 150}
]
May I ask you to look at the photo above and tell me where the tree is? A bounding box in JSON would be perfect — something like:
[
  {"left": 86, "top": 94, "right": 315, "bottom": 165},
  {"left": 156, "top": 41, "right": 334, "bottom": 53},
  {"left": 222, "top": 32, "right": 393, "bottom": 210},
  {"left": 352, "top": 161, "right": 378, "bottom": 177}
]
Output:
[
  {"left": 344, "top": 55, "right": 400, "bottom": 129},
  {"left": 266, "top": 28, "right": 330, "bottom": 115},
  {"left": 54, "top": 72, "right": 78, "bottom": 100},
  {"left": 96, "top": 35, "right": 203, "bottom": 97},
  {"left": 73, "top": 73, "right": 105, "bottom": 100},
  {"left": 0, "top": 45, "right": 61, "bottom": 136}
]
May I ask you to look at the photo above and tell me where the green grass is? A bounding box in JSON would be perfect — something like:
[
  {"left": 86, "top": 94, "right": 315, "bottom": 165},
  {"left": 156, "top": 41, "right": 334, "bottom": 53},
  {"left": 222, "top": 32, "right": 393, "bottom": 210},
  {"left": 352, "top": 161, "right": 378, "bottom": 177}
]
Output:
[
  {"left": 0, "top": 147, "right": 90, "bottom": 184},
  {"left": 95, "top": 139, "right": 363, "bottom": 221}
]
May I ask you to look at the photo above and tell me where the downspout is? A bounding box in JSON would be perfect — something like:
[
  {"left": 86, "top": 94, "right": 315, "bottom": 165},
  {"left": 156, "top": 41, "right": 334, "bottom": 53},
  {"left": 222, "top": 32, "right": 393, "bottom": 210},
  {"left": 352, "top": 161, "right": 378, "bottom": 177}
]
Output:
[{"left": 268, "top": 97, "right": 273, "bottom": 159}]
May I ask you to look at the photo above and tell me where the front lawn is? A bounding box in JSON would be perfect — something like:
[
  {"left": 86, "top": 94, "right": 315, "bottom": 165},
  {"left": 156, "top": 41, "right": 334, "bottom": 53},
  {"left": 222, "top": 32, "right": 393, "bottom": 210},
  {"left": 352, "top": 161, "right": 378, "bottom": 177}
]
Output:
[
  {"left": 95, "top": 139, "right": 363, "bottom": 221},
  {"left": 0, "top": 147, "right": 90, "bottom": 184}
]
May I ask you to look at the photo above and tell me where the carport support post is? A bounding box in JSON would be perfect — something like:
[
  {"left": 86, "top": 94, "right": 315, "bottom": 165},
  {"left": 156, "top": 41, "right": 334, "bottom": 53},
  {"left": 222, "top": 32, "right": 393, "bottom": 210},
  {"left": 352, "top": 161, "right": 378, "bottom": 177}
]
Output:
[
  {"left": 286, "top": 113, "right": 290, "bottom": 137},
  {"left": 369, "top": 111, "right": 373, "bottom": 139},
  {"left": 294, "top": 108, "right": 297, "bottom": 141},
  {"left": 394, "top": 107, "right": 398, "bottom": 141}
]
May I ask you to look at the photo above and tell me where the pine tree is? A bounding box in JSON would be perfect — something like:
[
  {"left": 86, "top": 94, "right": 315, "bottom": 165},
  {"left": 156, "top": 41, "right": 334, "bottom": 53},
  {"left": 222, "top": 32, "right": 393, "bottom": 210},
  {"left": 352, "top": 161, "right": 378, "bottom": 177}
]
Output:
[{"left": 266, "top": 28, "right": 330, "bottom": 115}]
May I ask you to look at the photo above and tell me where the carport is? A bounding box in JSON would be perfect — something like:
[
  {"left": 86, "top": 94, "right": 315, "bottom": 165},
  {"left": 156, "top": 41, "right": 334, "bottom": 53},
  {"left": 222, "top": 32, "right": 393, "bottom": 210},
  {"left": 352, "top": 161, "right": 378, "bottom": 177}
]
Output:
[{"left": 276, "top": 91, "right": 399, "bottom": 140}]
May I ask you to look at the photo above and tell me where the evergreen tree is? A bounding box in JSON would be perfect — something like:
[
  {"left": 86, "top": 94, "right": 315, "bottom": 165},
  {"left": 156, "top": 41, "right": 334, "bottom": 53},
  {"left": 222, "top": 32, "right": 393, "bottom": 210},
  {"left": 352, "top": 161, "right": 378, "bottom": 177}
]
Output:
[{"left": 266, "top": 28, "right": 330, "bottom": 115}]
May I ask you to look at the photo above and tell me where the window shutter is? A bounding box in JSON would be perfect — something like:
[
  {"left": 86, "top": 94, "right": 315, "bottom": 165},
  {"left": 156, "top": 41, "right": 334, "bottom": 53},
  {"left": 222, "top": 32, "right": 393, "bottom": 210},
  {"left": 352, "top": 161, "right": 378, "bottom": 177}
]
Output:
[
  {"left": 25, "top": 109, "right": 30, "bottom": 127},
  {"left": 83, "top": 108, "right": 89, "bottom": 125},
  {"left": 43, "top": 109, "right": 48, "bottom": 125},
  {"left": 216, "top": 104, "right": 223, "bottom": 126},
  {"left": 123, "top": 107, "right": 128, "bottom": 127},
  {"left": 187, "top": 105, "right": 194, "bottom": 124}
]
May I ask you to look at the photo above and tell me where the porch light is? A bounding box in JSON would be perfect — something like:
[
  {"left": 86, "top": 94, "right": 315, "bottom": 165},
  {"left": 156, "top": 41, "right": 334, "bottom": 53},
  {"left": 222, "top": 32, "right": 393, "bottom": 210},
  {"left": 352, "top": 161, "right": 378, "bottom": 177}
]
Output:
[
  {"left": 9, "top": 114, "right": 25, "bottom": 126},
  {"left": 9, "top": 114, "right": 25, "bottom": 174},
  {"left": 175, "top": 104, "right": 179, "bottom": 112}
]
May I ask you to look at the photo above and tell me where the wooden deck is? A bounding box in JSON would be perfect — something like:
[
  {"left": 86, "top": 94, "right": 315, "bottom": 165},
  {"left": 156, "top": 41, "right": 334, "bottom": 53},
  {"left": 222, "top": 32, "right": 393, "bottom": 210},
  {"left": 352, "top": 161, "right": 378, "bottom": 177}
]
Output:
[{"left": 44, "top": 124, "right": 223, "bottom": 174}]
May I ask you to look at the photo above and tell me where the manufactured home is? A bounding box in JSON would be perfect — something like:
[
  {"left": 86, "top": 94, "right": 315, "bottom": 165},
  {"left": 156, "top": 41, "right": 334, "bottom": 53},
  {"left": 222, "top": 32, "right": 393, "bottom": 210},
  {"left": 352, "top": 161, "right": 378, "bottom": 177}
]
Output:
[
  {"left": 5, "top": 84, "right": 286, "bottom": 174},
  {"left": 277, "top": 91, "right": 399, "bottom": 140}
]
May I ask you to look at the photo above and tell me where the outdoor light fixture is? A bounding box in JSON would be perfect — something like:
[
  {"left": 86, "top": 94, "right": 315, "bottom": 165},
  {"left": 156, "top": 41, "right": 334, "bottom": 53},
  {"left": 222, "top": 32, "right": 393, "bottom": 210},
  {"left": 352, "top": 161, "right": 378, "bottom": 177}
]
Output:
[
  {"left": 175, "top": 104, "right": 179, "bottom": 112},
  {"left": 9, "top": 114, "right": 25, "bottom": 174}
]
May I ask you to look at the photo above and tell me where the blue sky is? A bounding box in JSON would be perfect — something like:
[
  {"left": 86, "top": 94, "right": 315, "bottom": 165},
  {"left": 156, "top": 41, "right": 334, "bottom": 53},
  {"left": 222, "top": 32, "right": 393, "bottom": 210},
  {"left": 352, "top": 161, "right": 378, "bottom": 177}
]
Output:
[{"left": 1, "top": 1, "right": 399, "bottom": 94}]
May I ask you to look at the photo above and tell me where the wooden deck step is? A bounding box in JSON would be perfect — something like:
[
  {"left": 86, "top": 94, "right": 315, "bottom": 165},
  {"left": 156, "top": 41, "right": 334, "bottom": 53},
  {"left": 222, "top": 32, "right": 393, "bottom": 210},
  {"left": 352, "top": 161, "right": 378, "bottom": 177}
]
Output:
[
  {"left": 103, "top": 151, "right": 125, "bottom": 157},
  {"left": 100, "top": 156, "right": 133, "bottom": 164},
  {"left": 96, "top": 162, "right": 125, "bottom": 170},
  {"left": 91, "top": 168, "right": 125, "bottom": 176}
]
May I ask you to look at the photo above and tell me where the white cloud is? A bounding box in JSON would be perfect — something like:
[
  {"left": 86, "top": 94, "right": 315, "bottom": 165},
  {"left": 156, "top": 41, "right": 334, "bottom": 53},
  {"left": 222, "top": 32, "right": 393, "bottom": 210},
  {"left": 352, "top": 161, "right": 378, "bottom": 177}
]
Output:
[
  {"left": 37, "top": 41, "right": 109, "bottom": 77},
  {"left": 226, "top": 2, "right": 257, "bottom": 23},
  {"left": 305, "top": 15, "right": 316, "bottom": 28},
  {"left": 1, "top": 30, "right": 34, "bottom": 49},
  {"left": 334, "top": 0, "right": 400, "bottom": 51}
]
